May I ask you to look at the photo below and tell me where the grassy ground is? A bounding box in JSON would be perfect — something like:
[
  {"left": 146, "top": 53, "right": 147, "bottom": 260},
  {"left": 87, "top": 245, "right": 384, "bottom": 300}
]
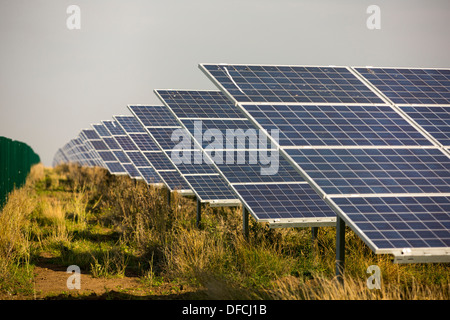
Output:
[{"left": 0, "top": 163, "right": 449, "bottom": 300}]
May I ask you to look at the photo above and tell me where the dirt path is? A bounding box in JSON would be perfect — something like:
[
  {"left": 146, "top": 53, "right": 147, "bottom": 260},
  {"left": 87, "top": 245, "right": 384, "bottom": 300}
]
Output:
[{"left": 26, "top": 253, "right": 199, "bottom": 300}]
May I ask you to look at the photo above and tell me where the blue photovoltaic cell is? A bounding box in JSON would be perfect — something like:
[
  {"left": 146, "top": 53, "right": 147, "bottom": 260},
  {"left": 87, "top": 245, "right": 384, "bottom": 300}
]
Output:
[
  {"left": 159, "top": 171, "right": 191, "bottom": 191},
  {"left": 115, "top": 135, "right": 139, "bottom": 151},
  {"left": 103, "top": 120, "right": 126, "bottom": 135},
  {"left": 184, "top": 175, "right": 237, "bottom": 200},
  {"left": 82, "top": 129, "right": 101, "bottom": 140},
  {"left": 355, "top": 67, "right": 450, "bottom": 105},
  {"left": 106, "top": 162, "right": 126, "bottom": 174},
  {"left": 143, "top": 152, "right": 177, "bottom": 171},
  {"left": 399, "top": 105, "right": 450, "bottom": 146},
  {"left": 103, "top": 137, "right": 120, "bottom": 150},
  {"left": 90, "top": 140, "right": 109, "bottom": 151},
  {"left": 137, "top": 167, "right": 160, "bottom": 184},
  {"left": 114, "top": 115, "right": 147, "bottom": 133},
  {"left": 235, "top": 183, "right": 335, "bottom": 220},
  {"left": 201, "top": 64, "right": 383, "bottom": 104},
  {"left": 113, "top": 150, "right": 130, "bottom": 163},
  {"left": 207, "top": 150, "right": 305, "bottom": 184},
  {"left": 155, "top": 90, "right": 245, "bottom": 119},
  {"left": 286, "top": 148, "right": 450, "bottom": 195},
  {"left": 92, "top": 124, "right": 111, "bottom": 137},
  {"left": 128, "top": 133, "right": 159, "bottom": 151},
  {"left": 123, "top": 163, "right": 141, "bottom": 178},
  {"left": 127, "top": 151, "right": 151, "bottom": 167},
  {"left": 333, "top": 196, "right": 450, "bottom": 249},
  {"left": 129, "top": 105, "right": 180, "bottom": 127},
  {"left": 169, "top": 149, "right": 218, "bottom": 175},
  {"left": 146, "top": 127, "right": 192, "bottom": 150},
  {"left": 242, "top": 104, "right": 433, "bottom": 147},
  {"left": 98, "top": 151, "right": 117, "bottom": 162},
  {"left": 181, "top": 119, "right": 263, "bottom": 149}
]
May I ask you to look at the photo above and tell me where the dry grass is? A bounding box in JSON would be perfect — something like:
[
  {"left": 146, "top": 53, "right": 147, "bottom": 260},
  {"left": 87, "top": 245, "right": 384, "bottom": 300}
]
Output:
[
  {"left": 0, "top": 164, "right": 43, "bottom": 295},
  {"left": 1, "top": 163, "right": 449, "bottom": 300}
]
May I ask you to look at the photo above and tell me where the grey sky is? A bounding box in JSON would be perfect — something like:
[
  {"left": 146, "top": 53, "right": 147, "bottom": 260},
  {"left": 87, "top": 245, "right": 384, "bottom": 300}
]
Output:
[{"left": 0, "top": 0, "right": 449, "bottom": 166}]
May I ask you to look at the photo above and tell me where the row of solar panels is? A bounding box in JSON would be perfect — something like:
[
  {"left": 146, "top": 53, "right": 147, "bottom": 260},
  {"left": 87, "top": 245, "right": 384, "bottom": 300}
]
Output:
[{"left": 54, "top": 64, "right": 450, "bottom": 264}]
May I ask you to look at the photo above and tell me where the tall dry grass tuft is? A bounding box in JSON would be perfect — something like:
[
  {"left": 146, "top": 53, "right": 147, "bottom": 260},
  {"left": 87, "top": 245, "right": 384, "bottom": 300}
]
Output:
[
  {"left": 265, "top": 273, "right": 450, "bottom": 300},
  {"left": 25, "top": 163, "right": 45, "bottom": 187},
  {"left": 35, "top": 197, "right": 71, "bottom": 244},
  {"left": 0, "top": 188, "right": 36, "bottom": 272},
  {"left": 0, "top": 178, "right": 38, "bottom": 294}
]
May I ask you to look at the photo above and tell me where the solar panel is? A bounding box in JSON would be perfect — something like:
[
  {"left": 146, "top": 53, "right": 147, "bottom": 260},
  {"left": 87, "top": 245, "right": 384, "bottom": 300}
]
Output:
[
  {"left": 242, "top": 104, "right": 433, "bottom": 147},
  {"left": 156, "top": 90, "right": 244, "bottom": 118},
  {"left": 207, "top": 150, "right": 305, "bottom": 184},
  {"left": 111, "top": 115, "right": 188, "bottom": 191},
  {"left": 103, "top": 137, "right": 121, "bottom": 150},
  {"left": 181, "top": 119, "right": 259, "bottom": 149},
  {"left": 113, "top": 115, "right": 162, "bottom": 184},
  {"left": 103, "top": 120, "right": 126, "bottom": 135},
  {"left": 158, "top": 170, "right": 191, "bottom": 191},
  {"left": 235, "top": 183, "right": 335, "bottom": 222},
  {"left": 201, "top": 64, "right": 384, "bottom": 104},
  {"left": 92, "top": 124, "right": 111, "bottom": 137},
  {"left": 183, "top": 175, "right": 239, "bottom": 203},
  {"left": 114, "top": 115, "right": 147, "bottom": 133},
  {"left": 332, "top": 195, "right": 450, "bottom": 249},
  {"left": 97, "top": 151, "right": 116, "bottom": 162},
  {"left": 91, "top": 123, "right": 128, "bottom": 175},
  {"left": 129, "top": 105, "right": 180, "bottom": 127},
  {"left": 83, "top": 129, "right": 101, "bottom": 140},
  {"left": 354, "top": 67, "right": 450, "bottom": 105},
  {"left": 79, "top": 130, "right": 103, "bottom": 168},
  {"left": 128, "top": 105, "right": 240, "bottom": 205},
  {"left": 169, "top": 150, "right": 218, "bottom": 175},
  {"left": 143, "top": 152, "right": 176, "bottom": 171},
  {"left": 286, "top": 148, "right": 450, "bottom": 195},
  {"left": 397, "top": 106, "right": 450, "bottom": 147},
  {"left": 155, "top": 89, "right": 336, "bottom": 226},
  {"left": 114, "top": 135, "right": 140, "bottom": 151},
  {"left": 128, "top": 133, "right": 159, "bottom": 151},
  {"left": 105, "top": 162, "right": 126, "bottom": 174},
  {"left": 201, "top": 63, "right": 450, "bottom": 262},
  {"left": 101, "top": 120, "right": 144, "bottom": 180},
  {"left": 145, "top": 127, "right": 188, "bottom": 150},
  {"left": 113, "top": 150, "right": 129, "bottom": 164},
  {"left": 123, "top": 163, "right": 142, "bottom": 179}
]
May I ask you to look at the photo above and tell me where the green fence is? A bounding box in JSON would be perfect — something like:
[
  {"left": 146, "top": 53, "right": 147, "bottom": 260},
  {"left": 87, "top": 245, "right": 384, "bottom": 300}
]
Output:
[{"left": 0, "top": 136, "right": 40, "bottom": 209}]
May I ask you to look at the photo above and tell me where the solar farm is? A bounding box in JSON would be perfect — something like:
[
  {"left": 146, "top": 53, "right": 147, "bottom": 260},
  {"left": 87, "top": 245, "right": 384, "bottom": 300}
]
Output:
[{"left": 53, "top": 64, "right": 450, "bottom": 283}]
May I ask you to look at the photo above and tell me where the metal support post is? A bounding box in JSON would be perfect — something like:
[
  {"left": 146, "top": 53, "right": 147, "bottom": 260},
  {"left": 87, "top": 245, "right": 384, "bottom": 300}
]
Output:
[
  {"left": 167, "top": 188, "right": 171, "bottom": 207},
  {"left": 243, "top": 206, "right": 249, "bottom": 239},
  {"left": 335, "top": 215, "right": 346, "bottom": 286},
  {"left": 196, "top": 197, "right": 201, "bottom": 228}
]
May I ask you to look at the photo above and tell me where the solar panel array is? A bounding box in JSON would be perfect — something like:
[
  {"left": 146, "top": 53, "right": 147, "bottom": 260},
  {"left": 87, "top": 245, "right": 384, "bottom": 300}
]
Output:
[
  {"left": 128, "top": 105, "right": 240, "bottom": 206},
  {"left": 200, "top": 63, "right": 450, "bottom": 263},
  {"left": 155, "top": 90, "right": 335, "bottom": 226},
  {"left": 53, "top": 63, "right": 450, "bottom": 264},
  {"left": 91, "top": 123, "right": 128, "bottom": 175},
  {"left": 113, "top": 115, "right": 191, "bottom": 192},
  {"left": 100, "top": 120, "right": 144, "bottom": 180}
]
